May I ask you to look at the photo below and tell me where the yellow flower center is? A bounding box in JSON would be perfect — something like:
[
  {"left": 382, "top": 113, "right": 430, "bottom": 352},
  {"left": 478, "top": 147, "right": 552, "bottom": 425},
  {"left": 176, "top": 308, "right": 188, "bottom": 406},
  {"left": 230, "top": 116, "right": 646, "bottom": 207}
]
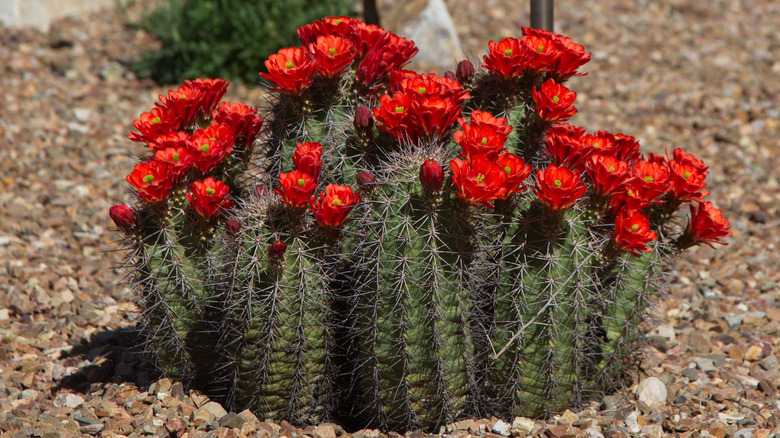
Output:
[
  {"left": 608, "top": 166, "right": 615, "bottom": 172},
  {"left": 628, "top": 189, "right": 635, "bottom": 196},
  {"left": 335, "top": 19, "right": 343, "bottom": 24},
  {"left": 683, "top": 171, "right": 691, "bottom": 179},
  {"left": 504, "top": 166, "right": 511, "bottom": 175},
  {"left": 395, "top": 106, "right": 404, "bottom": 113},
  {"left": 151, "top": 116, "right": 162, "bottom": 124},
  {"left": 644, "top": 176, "right": 654, "bottom": 183},
  {"left": 172, "top": 153, "right": 180, "bottom": 161},
  {"left": 297, "top": 178, "right": 305, "bottom": 187},
  {"left": 332, "top": 198, "right": 343, "bottom": 206},
  {"left": 418, "top": 87, "right": 426, "bottom": 94},
  {"left": 206, "top": 188, "right": 216, "bottom": 196},
  {"left": 476, "top": 174, "right": 485, "bottom": 183},
  {"left": 329, "top": 47, "right": 336, "bottom": 56},
  {"left": 200, "top": 144, "right": 210, "bottom": 153},
  {"left": 537, "top": 45, "right": 544, "bottom": 53},
  {"left": 552, "top": 96, "right": 560, "bottom": 103},
  {"left": 285, "top": 61, "right": 295, "bottom": 69},
  {"left": 631, "top": 224, "right": 639, "bottom": 232},
  {"left": 481, "top": 137, "right": 488, "bottom": 146},
  {"left": 554, "top": 179, "right": 562, "bottom": 187},
  {"left": 504, "top": 49, "right": 513, "bottom": 56},
  {"left": 143, "top": 174, "right": 154, "bottom": 183},
  {"left": 593, "top": 142, "right": 600, "bottom": 148}
]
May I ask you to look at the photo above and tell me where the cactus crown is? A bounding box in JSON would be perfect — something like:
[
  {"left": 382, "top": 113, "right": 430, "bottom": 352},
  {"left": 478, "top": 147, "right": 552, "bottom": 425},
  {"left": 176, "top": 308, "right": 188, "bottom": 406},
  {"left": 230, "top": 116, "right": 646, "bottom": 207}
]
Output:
[{"left": 112, "top": 17, "right": 730, "bottom": 432}]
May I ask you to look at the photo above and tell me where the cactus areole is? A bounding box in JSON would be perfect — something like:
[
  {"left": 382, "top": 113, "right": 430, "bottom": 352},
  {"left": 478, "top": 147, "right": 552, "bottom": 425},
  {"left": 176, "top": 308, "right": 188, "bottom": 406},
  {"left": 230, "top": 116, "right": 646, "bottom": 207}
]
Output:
[{"left": 114, "top": 17, "right": 730, "bottom": 432}]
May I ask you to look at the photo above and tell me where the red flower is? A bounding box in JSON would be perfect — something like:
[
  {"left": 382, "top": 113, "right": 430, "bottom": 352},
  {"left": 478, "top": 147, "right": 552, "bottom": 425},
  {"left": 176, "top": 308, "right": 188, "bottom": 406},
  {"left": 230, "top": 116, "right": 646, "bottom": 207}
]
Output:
[
  {"left": 355, "top": 51, "right": 388, "bottom": 90},
  {"left": 309, "top": 35, "right": 356, "bottom": 78},
  {"left": 596, "top": 131, "right": 641, "bottom": 164},
  {"left": 632, "top": 159, "right": 671, "bottom": 202},
  {"left": 581, "top": 133, "right": 617, "bottom": 157},
  {"left": 126, "top": 159, "right": 174, "bottom": 203},
  {"left": 351, "top": 22, "right": 392, "bottom": 58},
  {"left": 680, "top": 202, "right": 731, "bottom": 248},
  {"left": 609, "top": 183, "right": 652, "bottom": 216},
  {"left": 545, "top": 125, "right": 589, "bottom": 168},
  {"left": 670, "top": 148, "right": 708, "bottom": 175},
  {"left": 533, "top": 164, "right": 587, "bottom": 211},
  {"left": 156, "top": 83, "right": 205, "bottom": 127},
  {"left": 497, "top": 152, "right": 532, "bottom": 199},
  {"left": 291, "top": 141, "right": 323, "bottom": 179},
  {"left": 310, "top": 184, "right": 361, "bottom": 228},
  {"left": 275, "top": 169, "right": 318, "bottom": 208},
  {"left": 151, "top": 131, "right": 190, "bottom": 154},
  {"left": 186, "top": 78, "right": 229, "bottom": 114},
  {"left": 155, "top": 147, "right": 193, "bottom": 180},
  {"left": 466, "top": 110, "right": 513, "bottom": 138},
  {"left": 259, "top": 46, "right": 317, "bottom": 95},
  {"left": 419, "top": 159, "right": 444, "bottom": 194},
  {"left": 128, "top": 106, "right": 181, "bottom": 146},
  {"left": 109, "top": 205, "right": 137, "bottom": 231},
  {"left": 522, "top": 28, "right": 591, "bottom": 81},
  {"left": 450, "top": 155, "right": 508, "bottom": 208},
  {"left": 187, "top": 177, "right": 232, "bottom": 218},
  {"left": 669, "top": 161, "right": 709, "bottom": 202},
  {"left": 532, "top": 79, "right": 578, "bottom": 123},
  {"left": 298, "top": 16, "right": 355, "bottom": 45},
  {"left": 410, "top": 95, "right": 463, "bottom": 141},
  {"left": 454, "top": 122, "right": 507, "bottom": 161},
  {"left": 373, "top": 92, "right": 414, "bottom": 140},
  {"left": 213, "top": 101, "right": 263, "bottom": 145},
  {"left": 483, "top": 37, "right": 532, "bottom": 79},
  {"left": 383, "top": 33, "right": 418, "bottom": 70},
  {"left": 391, "top": 72, "right": 470, "bottom": 104},
  {"left": 613, "top": 209, "right": 657, "bottom": 256},
  {"left": 585, "top": 154, "right": 631, "bottom": 199},
  {"left": 523, "top": 33, "right": 562, "bottom": 72},
  {"left": 187, "top": 123, "right": 236, "bottom": 173}
]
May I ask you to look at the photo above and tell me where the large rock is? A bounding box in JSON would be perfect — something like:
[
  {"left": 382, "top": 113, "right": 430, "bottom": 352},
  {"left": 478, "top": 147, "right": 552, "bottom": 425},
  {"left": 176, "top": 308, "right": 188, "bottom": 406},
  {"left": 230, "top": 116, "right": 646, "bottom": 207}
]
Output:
[{"left": 0, "top": 0, "right": 115, "bottom": 31}]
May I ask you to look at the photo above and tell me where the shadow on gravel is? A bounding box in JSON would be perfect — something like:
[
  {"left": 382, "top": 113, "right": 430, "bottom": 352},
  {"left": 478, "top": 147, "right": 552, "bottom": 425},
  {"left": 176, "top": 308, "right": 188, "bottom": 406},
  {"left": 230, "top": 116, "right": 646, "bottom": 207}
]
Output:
[{"left": 53, "top": 326, "right": 161, "bottom": 394}]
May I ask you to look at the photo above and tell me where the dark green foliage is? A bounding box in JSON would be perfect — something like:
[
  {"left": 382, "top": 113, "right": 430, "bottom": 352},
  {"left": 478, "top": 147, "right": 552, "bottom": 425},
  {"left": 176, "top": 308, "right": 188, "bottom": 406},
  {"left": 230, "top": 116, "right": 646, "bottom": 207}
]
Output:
[{"left": 134, "top": 0, "right": 354, "bottom": 84}]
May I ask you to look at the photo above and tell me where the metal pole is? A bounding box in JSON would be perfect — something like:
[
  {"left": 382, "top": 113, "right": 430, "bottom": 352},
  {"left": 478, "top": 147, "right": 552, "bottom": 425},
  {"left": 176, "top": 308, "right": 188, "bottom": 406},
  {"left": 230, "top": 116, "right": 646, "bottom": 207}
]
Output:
[{"left": 530, "top": 0, "right": 554, "bottom": 31}]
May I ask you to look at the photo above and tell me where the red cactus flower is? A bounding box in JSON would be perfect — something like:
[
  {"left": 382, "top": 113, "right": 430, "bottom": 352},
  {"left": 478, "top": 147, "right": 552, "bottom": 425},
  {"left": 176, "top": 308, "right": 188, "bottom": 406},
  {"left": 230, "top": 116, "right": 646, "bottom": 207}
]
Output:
[
  {"left": 670, "top": 147, "right": 708, "bottom": 175},
  {"left": 187, "top": 177, "right": 232, "bottom": 218},
  {"left": 596, "top": 130, "right": 641, "bottom": 164},
  {"left": 533, "top": 164, "right": 587, "bottom": 211},
  {"left": 450, "top": 155, "right": 508, "bottom": 208},
  {"left": 419, "top": 159, "right": 444, "bottom": 194},
  {"left": 213, "top": 101, "right": 263, "bottom": 145},
  {"left": 156, "top": 83, "right": 205, "bottom": 127},
  {"left": 126, "top": 159, "right": 174, "bottom": 203},
  {"left": 609, "top": 183, "right": 652, "bottom": 216},
  {"left": 373, "top": 92, "right": 414, "bottom": 140},
  {"left": 545, "top": 125, "right": 589, "bottom": 168},
  {"left": 585, "top": 154, "right": 631, "bottom": 199},
  {"left": 109, "top": 205, "right": 137, "bottom": 231},
  {"left": 454, "top": 122, "right": 508, "bottom": 161},
  {"left": 268, "top": 240, "right": 288, "bottom": 259},
  {"left": 155, "top": 147, "right": 193, "bottom": 180},
  {"left": 465, "top": 110, "right": 513, "bottom": 138},
  {"left": 187, "top": 123, "right": 236, "bottom": 173},
  {"left": 679, "top": 201, "right": 731, "bottom": 248},
  {"left": 298, "top": 16, "right": 355, "bottom": 45},
  {"left": 259, "top": 46, "right": 317, "bottom": 95},
  {"left": 392, "top": 72, "right": 470, "bottom": 104},
  {"left": 355, "top": 50, "right": 388, "bottom": 90},
  {"left": 632, "top": 159, "right": 671, "bottom": 202},
  {"left": 613, "top": 209, "right": 657, "bottom": 256},
  {"left": 483, "top": 37, "right": 532, "bottom": 79},
  {"left": 669, "top": 161, "right": 709, "bottom": 202},
  {"left": 186, "top": 78, "right": 229, "bottom": 114},
  {"left": 581, "top": 133, "right": 617, "bottom": 157},
  {"left": 523, "top": 33, "right": 562, "bottom": 72},
  {"left": 150, "top": 130, "right": 189, "bottom": 154},
  {"left": 522, "top": 28, "right": 591, "bottom": 80},
  {"left": 291, "top": 141, "right": 324, "bottom": 179},
  {"left": 497, "top": 152, "right": 532, "bottom": 199},
  {"left": 383, "top": 32, "right": 418, "bottom": 70},
  {"left": 410, "top": 95, "right": 463, "bottom": 140},
  {"left": 532, "top": 79, "right": 578, "bottom": 123},
  {"left": 309, "top": 35, "right": 356, "bottom": 78},
  {"left": 351, "top": 22, "right": 392, "bottom": 58},
  {"left": 310, "top": 184, "right": 361, "bottom": 228},
  {"left": 456, "top": 59, "right": 475, "bottom": 83},
  {"left": 128, "top": 106, "right": 181, "bottom": 146},
  {"left": 275, "top": 169, "right": 318, "bottom": 208}
]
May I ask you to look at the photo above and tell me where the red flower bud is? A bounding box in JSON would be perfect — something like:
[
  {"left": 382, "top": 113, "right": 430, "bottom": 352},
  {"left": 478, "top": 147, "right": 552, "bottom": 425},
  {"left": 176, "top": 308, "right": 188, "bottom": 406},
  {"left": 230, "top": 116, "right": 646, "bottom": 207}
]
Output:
[
  {"left": 419, "top": 159, "right": 444, "bottom": 194},
  {"left": 225, "top": 219, "right": 241, "bottom": 235},
  {"left": 356, "top": 171, "right": 376, "bottom": 191},
  {"left": 353, "top": 106, "right": 374, "bottom": 136},
  {"left": 268, "top": 240, "right": 287, "bottom": 259},
  {"left": 456, "top": 59, "right": 475, "bottom": 83},
  {"left": 444, "top": 71, "right": 457, "bottom": 82},
  {"left": 109, "top": 205, "right": 137, "bottom": 231}
]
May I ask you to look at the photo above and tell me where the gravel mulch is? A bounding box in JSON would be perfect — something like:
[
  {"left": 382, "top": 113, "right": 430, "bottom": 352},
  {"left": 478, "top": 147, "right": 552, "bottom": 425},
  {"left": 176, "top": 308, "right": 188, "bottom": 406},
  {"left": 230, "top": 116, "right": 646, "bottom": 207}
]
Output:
[{"left": 1, "top": 1, "right": 779, "bottom": 437}]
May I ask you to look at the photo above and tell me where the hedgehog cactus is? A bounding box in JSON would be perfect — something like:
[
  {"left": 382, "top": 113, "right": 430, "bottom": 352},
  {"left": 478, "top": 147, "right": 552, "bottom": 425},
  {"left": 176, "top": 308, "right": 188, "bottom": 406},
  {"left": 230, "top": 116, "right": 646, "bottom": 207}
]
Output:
[{"left": 112, "top": 17, "right": 732, "bottom": 432}]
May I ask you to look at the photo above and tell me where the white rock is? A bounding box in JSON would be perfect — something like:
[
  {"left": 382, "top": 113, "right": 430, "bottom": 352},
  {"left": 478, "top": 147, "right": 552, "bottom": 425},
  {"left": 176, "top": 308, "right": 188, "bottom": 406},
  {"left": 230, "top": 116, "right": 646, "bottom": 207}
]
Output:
[
  {"left": 511, "top": 417, "right": 535, "bottom": 434},
  {"left": 492, "top": 419, "right": 510, "bottom": 436},
  {"left": 399, "top": 0, "right": 465, "bottom": 71},
  {"left": 64, "top": 393, "right": 85, "bottom": 408},
  {"left": 636, "top": 377, "right": 667, "bottom": 405},
  {"left": 624, "top": 411, "right": 640, "bottom": 434}
]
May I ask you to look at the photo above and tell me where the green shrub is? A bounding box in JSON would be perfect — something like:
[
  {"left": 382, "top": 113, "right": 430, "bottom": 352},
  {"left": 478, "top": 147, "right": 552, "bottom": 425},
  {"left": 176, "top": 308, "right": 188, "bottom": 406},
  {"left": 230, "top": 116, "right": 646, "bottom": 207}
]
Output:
[{"left": 134, "top": 0, "right": 355, "bottom": 84}]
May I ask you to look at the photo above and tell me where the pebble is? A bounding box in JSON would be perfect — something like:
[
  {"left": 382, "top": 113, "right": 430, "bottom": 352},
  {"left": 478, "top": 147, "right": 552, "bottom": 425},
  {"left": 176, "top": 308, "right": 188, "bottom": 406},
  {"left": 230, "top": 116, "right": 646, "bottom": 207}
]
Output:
[
  {"left": 636, "top": 377, "right": 667, "bottom": 406},
  {"left": 63, "top": 393, "right": 85, "bottom": 408},
  {"left": 492, "top": 419, "right": 510, "bottom": 436},
  {"left": 694, "top": 357, "right": 717, "bottom": 373},
  {"left": 511, "top": 417, "right": 535, "bottom": 435}
]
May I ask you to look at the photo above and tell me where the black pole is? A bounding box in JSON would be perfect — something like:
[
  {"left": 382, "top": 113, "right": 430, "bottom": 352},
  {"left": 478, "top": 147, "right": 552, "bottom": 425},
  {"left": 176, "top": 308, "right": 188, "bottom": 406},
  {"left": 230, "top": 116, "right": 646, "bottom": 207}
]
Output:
[
  {"left": 530, "top": 0, "right": 554, "bottom": 31},
  {"left": 364, "top": 0, "right": 380, "bottom": 27}
]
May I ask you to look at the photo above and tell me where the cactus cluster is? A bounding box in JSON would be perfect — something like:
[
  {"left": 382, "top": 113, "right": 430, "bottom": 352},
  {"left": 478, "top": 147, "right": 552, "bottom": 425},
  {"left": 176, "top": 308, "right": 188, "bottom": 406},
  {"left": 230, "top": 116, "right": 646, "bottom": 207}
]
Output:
[{"left": 111, "top": 17, "right": 731, "bottom": 432}]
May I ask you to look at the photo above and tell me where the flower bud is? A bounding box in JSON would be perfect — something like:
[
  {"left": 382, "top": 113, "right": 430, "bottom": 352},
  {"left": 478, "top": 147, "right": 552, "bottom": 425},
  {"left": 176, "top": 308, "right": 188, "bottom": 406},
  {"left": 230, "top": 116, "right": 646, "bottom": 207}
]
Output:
[
  {"left": 456, "top": 60, "right": 475, "bottom": 83},
  {"left": 444, "top": 71, "right": 457, "bottom": 82},
  {"left": 268, "top": 240, "right": 287, "bottom": 259},
  {"left": 356, "top": 171, "right": 376, "bottom": 191},
  {"left": 109, "top": 205, "right": 137, "bottom": 231},
  {"left": 225, "top": 219, "right": 241, "bottom": 235},
  {"left": 353, "top": 106, "right": 374, "bottom": 136},
  {"left": 420, "top": 159, "right": 444, "bottom": 194}
]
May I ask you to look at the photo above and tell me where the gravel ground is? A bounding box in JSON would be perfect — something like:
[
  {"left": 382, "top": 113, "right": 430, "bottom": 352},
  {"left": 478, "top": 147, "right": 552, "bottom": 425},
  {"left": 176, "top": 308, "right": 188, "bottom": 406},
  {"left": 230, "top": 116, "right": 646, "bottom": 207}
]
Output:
[{"left": 1, "top": 0, "right": 779, "bottom": 437}]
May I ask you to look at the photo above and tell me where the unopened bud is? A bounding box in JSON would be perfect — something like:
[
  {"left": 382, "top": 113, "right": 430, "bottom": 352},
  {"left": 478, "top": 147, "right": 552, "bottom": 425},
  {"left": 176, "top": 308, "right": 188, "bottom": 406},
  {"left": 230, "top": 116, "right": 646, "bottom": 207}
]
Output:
[
  {"left": 444, "top": 71, "right": 457, "bottom": 82},
  {"left": 268, "top": 240, "right": 287, "bottom": 259},
  {"left": 456, "top": 60, "right": 475, "bottom": 83},
  {"left": 353, "top": 107, "right": 374, "bottom": 136},
  {"left": 109, "top": 205, "right": 137, "bottom": 231},
  {"left": 225, "top": 219, "right": 241, "bottom": 235},
  {"left": 420, "top": 159, "right": 444, "bottom": 194},
  {"left": 356, "top": 171, "right": 376, "bottom": 191}
]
